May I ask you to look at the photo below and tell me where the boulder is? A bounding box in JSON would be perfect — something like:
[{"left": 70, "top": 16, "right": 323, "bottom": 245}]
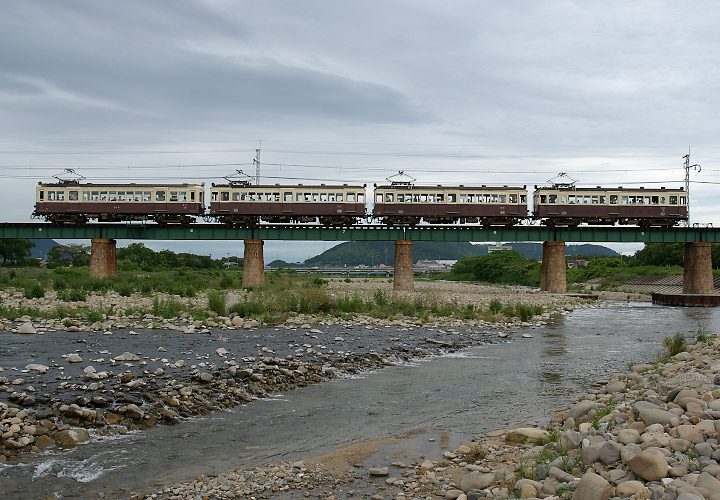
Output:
[
  {"left": 627, "top": 448, "right": 668, "bottom": 481},
  {"left": 567, "top": 400, "right": 598, "bottom": 421},
  {"left": 695, "top": 471, "right": 720, "bottom": 493},
  {"left": 25, "top": 364, "right": 49, "bottom": 374},
  {"left": 615, "top": 481, "right": 650, "bottom": 498},
  {"left": 114, "top": 352, "right": 140, "bottom": 361},
  {"left": 52, "top": 429, "right": 90, "bottom": 447},
  {"left": 461, "top": 471, "right": 495, "bottom": 492},
  {"left": 17, "top": 322, "right": 36, "bottom": 334},
  {"left": 638, "top": 408, "right": 680, "bottom": 427},
  {"left": 571, "top": 471, "right": 611, "bottom": 500},
  {"left": 505, "top": 427, "right": 549, "bottom": 445}
]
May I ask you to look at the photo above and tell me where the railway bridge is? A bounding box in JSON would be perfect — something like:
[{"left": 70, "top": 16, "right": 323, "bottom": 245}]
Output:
[{"left": 0, "top": 223, "right": 718, "bottom": 296}]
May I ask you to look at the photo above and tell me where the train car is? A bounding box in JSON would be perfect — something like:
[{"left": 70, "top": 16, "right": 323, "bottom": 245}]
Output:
[
  {"left": 533, "top": 186, "right": 687, "bottom": 227},
  {"left": 33, "top": 182, "right": 205, "bottom": 224},
  {"left": 209, "top": 182, "right": 367, "bottom": 226},
  {"left": 372, "top": 184, "right": 528, "bottom": 226}
]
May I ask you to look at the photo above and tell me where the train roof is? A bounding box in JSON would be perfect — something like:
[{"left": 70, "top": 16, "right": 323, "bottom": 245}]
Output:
[
  {"left": 374, "top": 184, "right": 527, "bottom": 190},
  {"left": 533, "top": 186, "right": 684, "bottom": 192},
  {"left": 37, "top": 182, "right": 204, "bottom": 188},
  {"left": 210, "top": 183, "right": 366, "bottom": 189}
]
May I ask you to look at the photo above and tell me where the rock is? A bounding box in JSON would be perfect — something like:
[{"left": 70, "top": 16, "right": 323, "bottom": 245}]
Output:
[
  {"left": 505, "top": 427, "right": 550, "bottom": 445},
  {"left": 695, "top": 471, "right": 720, "bottom": 493},
  {"left": 25, "top": 363, "right": 49, "bottom": 374},
  {"left": 605, "top": 381, "right": 626, "bottom": 393},
  {"left": 17, "top": 322, "right": 36, "bottom": 334},
  {"left": 461, "top": 471, "right": 495, "bottom": 492},
  {"left": 52, "top": 429, "right": 90, "bottom": 447},
  {"left": 560, "top": 429, "right": 583, "bottom": 449},
  {"left": 615, "top": 480, "right": 649, "bottom": 497},
  {"left": 34, "top": 434, "right": 53, "bottom": 449},
  {"left": 599, "top": 440, "right": 622, "bottom": 465},
  {"left": 618, "top": 428, "right": 642, "bottom": 444},
  {"left": 628, "top": 448, "right": 668, "bottom": 481},
  {"left": 567, "top": 400, "right": 598, "bottom": 421},
  {"left": 114, "top": 352, "right": 140, "bottom": 361},
  {"left": 231, "top": 316, "right": 244, "bottom": 327},
  {"left": 125, "top": 404, "right": 143, "bottom": 419},
  {"left": 572, "top": 471, "right": 611, "bottom": 500},
  {"left": 66, "top": 353, "right": 83, "bottom": 363},
  {"left": 368, "top": 467, "right": 389, "bottom": 476},
  {"left": 638, "top": 408, "right": 680, "bottom": 427}
]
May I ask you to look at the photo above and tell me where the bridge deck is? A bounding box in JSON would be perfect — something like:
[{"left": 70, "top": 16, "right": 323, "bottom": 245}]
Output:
[{"left": 0, "top": 223, "right": 718, "bottom": 242}]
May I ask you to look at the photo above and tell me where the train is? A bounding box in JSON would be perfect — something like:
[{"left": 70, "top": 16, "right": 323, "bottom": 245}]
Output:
[{"left": 32, "top": 179, "right": 688, "bottom": 228}]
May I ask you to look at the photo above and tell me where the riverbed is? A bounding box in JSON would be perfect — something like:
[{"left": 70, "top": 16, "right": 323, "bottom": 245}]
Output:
[{"left": 2, "top": 302, "right": 720, "bottom": 499}]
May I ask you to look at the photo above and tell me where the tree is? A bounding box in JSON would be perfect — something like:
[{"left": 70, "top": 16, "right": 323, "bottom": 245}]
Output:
[
  {"left": 634, "top": 243, "right": 684, "bottom": 267},
  {"left": 47, "top": 244, "right": 90, "bottom": 268},
  {"left": 0, "top": 239, "right": 35, "bottom": 265},
  {"left": 451, "top": 250, "right": 541, "bottom": 286}
]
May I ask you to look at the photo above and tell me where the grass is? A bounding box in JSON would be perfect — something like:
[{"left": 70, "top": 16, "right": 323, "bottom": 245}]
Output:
[{"left": 656, "top": 332, "right": 688, "bottom": 363}]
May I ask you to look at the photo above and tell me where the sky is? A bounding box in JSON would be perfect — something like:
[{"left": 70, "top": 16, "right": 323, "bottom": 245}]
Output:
[{"left": 2, "top": 1, "right": 720, "bottom": 262}]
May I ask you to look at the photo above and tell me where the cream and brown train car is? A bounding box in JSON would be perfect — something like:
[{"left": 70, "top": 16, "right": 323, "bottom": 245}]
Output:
[
  {"left": 33, "top": 182, "right": 205, "bottom": 224},
  {"left": 533, "top": 186, "right": 688, "bottom": 227},
  {"left": 372, "top": 184, "right": 528, "bottom": 226},
  {"left": 209, "top": 183, "right": 367, "bottom": 226}
]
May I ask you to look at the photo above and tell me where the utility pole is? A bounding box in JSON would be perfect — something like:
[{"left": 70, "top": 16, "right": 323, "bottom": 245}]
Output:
[
  {"left": 683, "top": 147, "right": 701, "bottom": 225},
  {"left": 253, "top": 141, "right": 262, "bottom": 185}
]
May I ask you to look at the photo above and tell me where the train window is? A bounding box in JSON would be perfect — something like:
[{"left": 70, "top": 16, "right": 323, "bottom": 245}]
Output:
[
  {"left": 347, "top": 193, "right": 355, "bottom": 202},
  {"left": 540, "top": 195, "right": 547, "bottom": 203},
  {"left": 644, "top": 196, "right": 650, "bottom": 204},
  {"left": 118, "top": 192, "right": 125, "bottom": 201},
  {"left": 459, "top": 194, "right": 466, "bottom": 203},
  {"left": 448, "top": 194, "right": 456, "bottom": 203},
  {"left": 179, "top": 192, "right": 187, "bottom": 202},
  {"left": 304, "top": 193, "right": 312, "bottom": 201},
  {"left": 48, "top": 191, "right": 55, "bottom": 201},
  {"left": 169, "top": 192, "right": 178, "bottom": 202},
  {"left": 82, "top": 192, "right": 89, "bottom": 201},
  {"left": 376, "top": 194, "right": 383, "bottom": 203},
  {"left": 297, "top": 193, "right": 303, "bottom": 202},
  {"left": 437, "top": 194, "right": 444, "bottom": 202},
  {"left": 189, "top": 192, "right": 195, "bottom": 202},
  {"left": 468, "top": 194, "right": 475, "bottom": 203},
  {"left": 100, "top": 191, "right": 108, "bottom": 201},
  {"left": 499, "top": 195, "right": 506, "bottom": 203},
  {"left": 221, "top": 192, "right": 229, "bottom": 201},
  {"left": 509, "top": 194, "right": 517, "bottom": 204},
  {"left": 420, "top": 194, "right": 427, "bottom": 202},
  {"left": 156, "top": 191, "right": 166, "bottom": 202},
  {"left": 320, "top": 193, "right": 328, "bottom": 202},
  {"left": 358, "top": 193, "right": 365, "bottom": 202},
  {"left": 57, "top": 192, "right": 65, "bottom": 201},
  {"left": 609, "top": 195, "right": 617, "bottom": 204},
  {"left": 660, "top": 196, "right": 666, "bottom": 204},
  {"left": 273, "top": 193, "right": 280, "bottom": 202},
  {"left": 108, "top": 192, "right": 116, "bottom": 201},
  {"left": 670, "top": 196, "right": 677, "bottom": 204},
  {"left": 39, "top": 190, "right": 44, "bottom": 201},
  {"left": 328, "top": 193, "right": 336, "bottom": 202},
  {"left": 561, "top": 196, "right": 567, "bottom": 203},
  {"left": 651, "top": 196, "right": 659, "bottom": 204},
  {"left": 311, "top": 193, "right": 319, "bottom": 202},
  {"left": 231, "top": 192, "right": 240, "bottom": 201},
  {"left": 211, "top": 192, "right": 218, "bottom": 201},
  {"left": 568, "top": 195, "right": 576, "bottom": 204},
  {"left": 622, "top": 196, "right": 629, "bottom": 204},
  {"left": 520, "top": 195, "right": 527, "bottom": 203},
  {"left": 549, "top": 194, "right": 557, "bottom": 203},
  {"left": 284, "top": 192, "right": 292, "bottom": 202},
  {"left": 583, "top": 196, "right": 590, "bottom": 204},
  {"left": 69, "top": 191, "right": 78, "bottom": 201},
  {"left": 91, "top": 191, "right": 99, "bottom": 201},
  {"left": 427, "top": 194, "right": 434, "bottom": 202},
  {"left": 337, "top": 194, "right": 343, "bottom": 202},
  {"left": 144, "top": 192, "right": 150, "bottom": 201},
  {"left": 680, "top": 196, "right": 686, "bottom": 204},
  {"left": 599, "top": 195, "right": 606, "bottom": 204}
]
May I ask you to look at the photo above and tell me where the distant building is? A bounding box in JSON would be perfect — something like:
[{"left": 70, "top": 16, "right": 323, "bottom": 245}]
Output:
[
  {"left": 567, "top": 259, "right": 588, "bottom": 269},
  {"left": 415, "top": 259, "right": 457, "bottom": 271},
  {"left": 488, "top": 243, "right": 512, "bottom": 253}
]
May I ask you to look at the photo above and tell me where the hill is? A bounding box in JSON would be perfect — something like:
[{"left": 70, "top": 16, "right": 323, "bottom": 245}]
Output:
[
  {"left": 293, "top": 241, "right": 618, "bottom": 267},
  {"left": 30, "top": 239, "right": 58, "bottom": 259}
]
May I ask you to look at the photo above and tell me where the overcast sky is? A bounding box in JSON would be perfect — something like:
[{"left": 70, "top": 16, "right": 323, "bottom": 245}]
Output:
[{"left": 2, "top": 1, "right": 720, "bottom": 261}]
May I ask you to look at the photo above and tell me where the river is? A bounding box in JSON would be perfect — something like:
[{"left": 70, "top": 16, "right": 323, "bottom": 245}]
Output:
[{"left": 2, "top": 302, "right": 720, "bottom": 499}]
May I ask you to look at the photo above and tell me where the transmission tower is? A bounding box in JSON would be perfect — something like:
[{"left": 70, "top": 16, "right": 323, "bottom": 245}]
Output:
[
  {"left": 253, "top": 141, "right": 262, "bottom": 185},
  {"left": 683, "top": 147, "right": 701, "bottom": 225}
]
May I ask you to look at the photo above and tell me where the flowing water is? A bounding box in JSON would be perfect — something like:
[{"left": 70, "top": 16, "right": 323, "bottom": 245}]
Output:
[{"left": 3, "top": 302, "right": 720, "bottom": 499}]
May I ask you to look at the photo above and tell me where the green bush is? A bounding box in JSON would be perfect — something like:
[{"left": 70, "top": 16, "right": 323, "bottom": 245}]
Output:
[
  {"left": 24, "top": 283, "right": 45, "bottom": 299},
  {"left": 207, "top": 290, "right": 227, "bottom": 316},
  {"left": 489, "top": 299, "right": 503, "bottom": 314},
  {"left": 663, "top": 332, "right": 687, "bottom": 357}
]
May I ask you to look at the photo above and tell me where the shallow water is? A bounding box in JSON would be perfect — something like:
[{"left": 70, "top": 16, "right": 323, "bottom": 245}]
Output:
[{"left": 3, "top": 302, "right": 720, "bottom": 499}]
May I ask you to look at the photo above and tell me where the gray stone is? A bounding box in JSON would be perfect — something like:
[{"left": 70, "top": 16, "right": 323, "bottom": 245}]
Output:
[
  {"left": 66, "top": 353, "right": 82, "bottom": 363},
  {"left": 560, "top": 429, "right": 583, "bottom": 449},
  {"left": 695, "top": 442, "right": 714, "bottom": 457},
  {"left": 368, "top": 467, "right": 389, "bottom": 477},
  {"left": 461, "top": 471, "right": 494, "bottom": 492},
  {"left": 114, "top": 352, "right": 140, "bottom": 361},
  {"left": 571, "top": 471, "right": 611, "bottom": 500},
  {"left": 639, "top": 408, "right": 680, "bottom": 427},
  {"left": 17, "top": 322, "right": 36, "bottom": 334},
  {"left": 599, "top": 440, "right": 622, "bottom": 465},
  {"left": 52, "top": 429, "right": 90, "bottom": 447},
  {"left": 505, "top": 427, "right": 549, "bottom": 445},
  {"left": 25, "top": 363, "right": 49, "bottom": 374},
  {"left": 696, "top": 471, "right": 720, "bottom": 493},
  {"left": 567, "top": 400, "right": 598, "bottom": 421},
  {"left": 616, "top": 481, "right": 650, "bottom": 498}
]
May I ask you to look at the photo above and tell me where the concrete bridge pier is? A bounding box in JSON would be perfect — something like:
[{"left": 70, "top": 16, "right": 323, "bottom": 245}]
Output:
[
  {"left": 393, "top": 240, "right": 414, "bottom": 292},
  {"left": 683, "top": 242, "right": 713, "bottom": 294},
  {"left": 540, "top": 241, "right": 566, "bottom": 294},
  {"left": 242, "top": 239, "right": 265, "bottom": 286},
  {"left": 89, "top": 238, "right": 117, "bottom": 279}
]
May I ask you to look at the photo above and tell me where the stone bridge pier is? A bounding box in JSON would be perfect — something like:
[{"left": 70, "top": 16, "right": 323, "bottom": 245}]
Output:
[
  {"left": 89, "top": 238, "right": 117, "bottom": 279},
  {"left": 393, "top": 240, "right": 414, "bottom": 292},
  {"left": 683, "top": 242, "right": 713, "bottom": 294},
  {"left": 242, "top": 239, "right": 265, "bottom": 286},
  {"left": 540, "top": 241, "right": 566, "bottom": 294}
]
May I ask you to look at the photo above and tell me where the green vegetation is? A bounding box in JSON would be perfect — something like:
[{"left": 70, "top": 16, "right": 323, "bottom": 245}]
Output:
[
  {"left": 655, "top": 332, "right": 688, "bottom": 363},
  {"left": 448, "top": 250, "right": 541, "bottom": 286},
  {"left": 0, "top": 239, "right": 35, "bottom": 266}
]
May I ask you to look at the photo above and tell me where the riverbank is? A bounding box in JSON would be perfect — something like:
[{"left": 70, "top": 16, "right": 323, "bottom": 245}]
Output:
[
  {"left": 1, "top": 280, "right": 612, "bottom": 464},
  {"left": 140, "top": 324, "right": 720, "bottom": 499}
]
